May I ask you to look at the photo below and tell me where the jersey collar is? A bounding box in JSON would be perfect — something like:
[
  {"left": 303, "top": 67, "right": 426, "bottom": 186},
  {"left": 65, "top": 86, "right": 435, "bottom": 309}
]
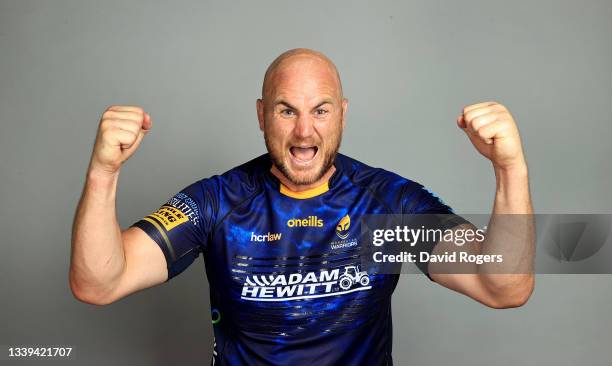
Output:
[
  {"left": 261, "top": 153, "right": 344, "bottom": 199},
  {"left": 279, "top": 181, "right": 329, "bottom": 199}
]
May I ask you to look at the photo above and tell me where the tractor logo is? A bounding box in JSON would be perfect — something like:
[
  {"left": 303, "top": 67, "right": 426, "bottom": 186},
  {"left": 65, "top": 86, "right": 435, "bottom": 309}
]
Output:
[
  {"left": 338, "top": 265, "right": 370, "bottom": 290},
  {"left": 336, "top": 214, "right": 351, "bottom": 239}
]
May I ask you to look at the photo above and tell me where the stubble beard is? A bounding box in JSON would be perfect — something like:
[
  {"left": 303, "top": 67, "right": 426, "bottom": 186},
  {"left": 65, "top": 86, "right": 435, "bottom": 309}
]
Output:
[{"left": 264, "top": 130, "right": 342, "bottom": 186}]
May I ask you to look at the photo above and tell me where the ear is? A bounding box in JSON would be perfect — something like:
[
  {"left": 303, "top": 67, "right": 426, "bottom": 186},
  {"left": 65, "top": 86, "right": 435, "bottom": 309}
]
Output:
[
  {"left": 256, "top": 98, "right": 265, "bottom": 131},
  {"left": 340, "top": 98, "right": 348, "bottom": 129}
]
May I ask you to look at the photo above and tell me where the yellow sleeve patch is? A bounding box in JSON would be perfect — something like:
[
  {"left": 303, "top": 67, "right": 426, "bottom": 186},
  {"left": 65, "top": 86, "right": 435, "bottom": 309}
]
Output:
[{"left": 147, "top": 205, "right": 189, "bottom": 231}]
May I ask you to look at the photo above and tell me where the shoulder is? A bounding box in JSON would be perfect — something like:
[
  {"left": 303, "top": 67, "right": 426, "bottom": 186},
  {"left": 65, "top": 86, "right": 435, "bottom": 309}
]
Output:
[
  {"left": 336, "top": 153, "right": 449, "bottom": 213},
  {"left": 336, "top": 153, "right": 422, "bottom": 193},
  {"left": 213, "top": 153, "right": 268, "bottom": 195},
  {"left": 169, "top": 154, "right": 269, "bottom": 229},
  {"left": 192, "top": 153, "right": 269, "bottom": 211},
  {"left": 183, "top": 153, "right": 268, "bottom": 195}
]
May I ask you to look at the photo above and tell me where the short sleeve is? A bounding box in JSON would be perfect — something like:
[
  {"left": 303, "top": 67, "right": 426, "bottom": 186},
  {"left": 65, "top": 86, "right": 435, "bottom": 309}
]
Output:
[
  {"left": 401, "top": 183, "right": 469, "bottom": 281},
  {"left": 131, "top": 180, "right": 214, "bottom": 281}
]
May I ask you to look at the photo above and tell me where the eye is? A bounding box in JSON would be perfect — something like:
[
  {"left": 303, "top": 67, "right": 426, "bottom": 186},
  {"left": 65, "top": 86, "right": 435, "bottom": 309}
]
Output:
[
  {"left": 280, "top": 109, "right": 295, "bottom": 117},
  {"left": 315, "top": 108, "right": 329, "bottom": 116}
]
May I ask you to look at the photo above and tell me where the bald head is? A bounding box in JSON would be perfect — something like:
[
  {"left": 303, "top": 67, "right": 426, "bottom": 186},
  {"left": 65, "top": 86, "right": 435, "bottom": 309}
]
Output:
[
  {"left": 261, "top": 48, "right": 343, "bottom": 100},
  {"left": 256, "top": 48, "right": 348, "bottom": 188}
]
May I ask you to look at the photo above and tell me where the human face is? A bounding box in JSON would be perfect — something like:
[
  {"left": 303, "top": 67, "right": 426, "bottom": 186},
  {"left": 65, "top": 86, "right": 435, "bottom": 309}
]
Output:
[{"left": 257, "top": 56, "right": 348, "bottom": 187}]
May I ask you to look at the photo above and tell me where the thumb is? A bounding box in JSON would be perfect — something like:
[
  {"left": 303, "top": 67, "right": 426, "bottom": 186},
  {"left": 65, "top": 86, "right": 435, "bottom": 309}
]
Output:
[
  {"left": 121, "top": 129, "right": 147, "bottom": 158},
  {"left": 456, "top": 114, "right": 467, "bottom": 129},
  {"left": 142, "top": 112, "right": 153, "bottom": 131},
  {"left": 457, "top": 114, "right": 485, "bottom": 146}
]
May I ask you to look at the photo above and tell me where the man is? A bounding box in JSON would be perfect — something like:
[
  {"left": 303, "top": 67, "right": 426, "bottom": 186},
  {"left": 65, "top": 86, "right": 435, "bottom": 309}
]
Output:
[{"left": 70, "top": 48, "right": 534, "bottom": 365}]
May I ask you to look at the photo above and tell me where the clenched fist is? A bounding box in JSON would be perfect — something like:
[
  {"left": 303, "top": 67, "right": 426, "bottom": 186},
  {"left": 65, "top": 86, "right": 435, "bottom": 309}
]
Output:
[
  {"left": 457, "top": 101, "right": 526, "bottom": 170},
  {"left": 90, "top": 105, "right": 152, "bottom": 174}
]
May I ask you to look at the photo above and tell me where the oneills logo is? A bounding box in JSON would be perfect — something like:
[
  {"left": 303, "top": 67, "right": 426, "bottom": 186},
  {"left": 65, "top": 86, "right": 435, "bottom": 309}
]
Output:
[
  {"left": 287, "top": 216, "right": 323, "bottom": 227},
  {"left": 336, "top": 214, "right": 351, "bottom": 239}
]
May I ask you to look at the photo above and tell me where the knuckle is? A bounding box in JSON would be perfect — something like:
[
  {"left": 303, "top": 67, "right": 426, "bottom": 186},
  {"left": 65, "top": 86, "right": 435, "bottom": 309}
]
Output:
[
  {"left": 499, "top": 111, "right": 512, "bottom": 120},
  {"left": 100, "top": 128, "right": 116, "bottom": 140},
  {"left": 99, "top": 117, "right": 115, "bottom": 128},
  {"left": 115, "top": 117, "right": 137, "bottom": 127},
  {"left": 501, "top": 121, "right": 513, "bottom": 132},
  {"left": 495, "top": 114, "right": 510, "bottom": 125},
  {"left": 128, "top": 112, "right": 144, "bottom": 122},
  {"left": 101, "top": 110, "right": 113, "bottom": 119},
  {"left": 125, "top": 130, "right": 138, "bottom": 140},
  {"left": 115, "top": 114, "right": 134, "bottom": 124},
  {"left": 471, "top": 115, "right": 485, "bottom": 128},
  {"left": 122, "top": 119, "right": 140, "bottom": 131},
  {"left": 477, "top": 128, "right": 488, "bottom": 139},
  {"left": 113, "top": 115, "right": 130, "bottom": 124}
]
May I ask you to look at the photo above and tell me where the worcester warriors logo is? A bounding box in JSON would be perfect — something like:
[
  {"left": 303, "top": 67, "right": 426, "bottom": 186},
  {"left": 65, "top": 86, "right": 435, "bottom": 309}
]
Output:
[{"left": 336, "top": 214, "right": 351, "bottom": 239}]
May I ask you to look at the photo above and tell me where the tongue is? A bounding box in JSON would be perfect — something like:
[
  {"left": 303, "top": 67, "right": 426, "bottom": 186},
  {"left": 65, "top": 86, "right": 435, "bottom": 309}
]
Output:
[{"left": 291, "top": 147, "right": 316, "bottom": 161}]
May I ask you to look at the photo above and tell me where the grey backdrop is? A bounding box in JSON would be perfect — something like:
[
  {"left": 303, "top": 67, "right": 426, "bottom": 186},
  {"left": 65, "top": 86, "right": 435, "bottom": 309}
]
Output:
[{"left": 1, "top": 0, "right": 611, "bottom": 365}]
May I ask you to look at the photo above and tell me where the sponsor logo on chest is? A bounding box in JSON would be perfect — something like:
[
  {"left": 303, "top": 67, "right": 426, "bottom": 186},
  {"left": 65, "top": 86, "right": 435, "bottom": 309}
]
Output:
[
  {"left": 240, "top": 265, "right": 371, "bottom": 301},
  {"left": 250, "top": 232, "right": 282, "bottom": 242},
  {"left": 287, "top": 216, "right": 324, "bottom": 227}
]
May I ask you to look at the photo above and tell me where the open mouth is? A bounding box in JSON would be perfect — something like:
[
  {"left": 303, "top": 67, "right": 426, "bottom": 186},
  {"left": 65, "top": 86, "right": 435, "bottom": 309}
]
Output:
[{"left": 289, "top": 146, "right": 319, "bottom": 163}]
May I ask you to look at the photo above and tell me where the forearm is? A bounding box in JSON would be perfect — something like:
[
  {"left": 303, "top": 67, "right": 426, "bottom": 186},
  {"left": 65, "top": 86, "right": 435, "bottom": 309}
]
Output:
[
  {"left": 70, "top": 168, "right": 126, "bottom": 302},
  {"left": 479, "top": 161, "right": 535, "bottom": 305},
  {"left": 492, "top": 161, "right": 532, "bottom": 214}
]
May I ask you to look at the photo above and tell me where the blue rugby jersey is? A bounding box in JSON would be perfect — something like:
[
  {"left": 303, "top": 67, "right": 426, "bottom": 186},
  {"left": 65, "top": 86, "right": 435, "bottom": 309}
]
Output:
[{"left": 132, "top": 153, "right": 466, "bottom": 365}]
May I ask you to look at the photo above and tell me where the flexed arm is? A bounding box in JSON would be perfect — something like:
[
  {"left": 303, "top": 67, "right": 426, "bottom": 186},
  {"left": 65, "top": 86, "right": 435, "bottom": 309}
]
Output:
[
  {"left": 70, "top": 106, "right": 168, "bottom": 305},
  {"left": 429, "top": 102, "right": 535, "bottom": 308}
]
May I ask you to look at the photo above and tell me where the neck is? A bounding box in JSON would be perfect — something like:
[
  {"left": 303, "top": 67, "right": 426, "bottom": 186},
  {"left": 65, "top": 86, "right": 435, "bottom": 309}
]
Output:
[{"left": 270, "top": 165, "right": 336, "bottom": 192}]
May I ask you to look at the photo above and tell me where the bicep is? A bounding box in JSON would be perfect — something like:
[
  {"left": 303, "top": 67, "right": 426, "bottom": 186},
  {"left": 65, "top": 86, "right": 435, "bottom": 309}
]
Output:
[
  {"left": 103, "top": 182, "right": 211, "bottom": 303},
  {"left": 104, "top": 227, "right": 169, "bottom": 303},
  {"left": 430, "top": 273, "right": 501, "bottom": 308},
  {"left": 428, "top": 224, "right": 501, "bottom": 308},
  {"left": 402, "top": 182, "right": 508, "bottom": 307}
]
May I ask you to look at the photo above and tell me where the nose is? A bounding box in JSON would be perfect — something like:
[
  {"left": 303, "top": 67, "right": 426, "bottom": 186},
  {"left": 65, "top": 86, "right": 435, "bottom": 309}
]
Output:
[{"left": 293, "top": 114, "right": 314, "bottom": 139}]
